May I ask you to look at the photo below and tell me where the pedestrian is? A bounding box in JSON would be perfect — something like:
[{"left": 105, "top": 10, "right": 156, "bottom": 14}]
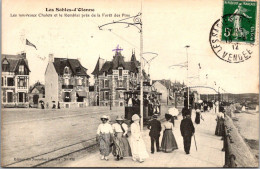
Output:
[
  {"left": 215, "top": 108, "right": 225, "bottom": 136},
  {"left": 161, "top": 114, "right": 178, "bottom": 152},
  {"left": 112, "top": 116, "right": 132, "bottom": 161},
  {"left": 147, "top": 114, "right": 161, "bottom": 154},
  {"left": 195, "top": 105, "right": 201, "bottom": 124},
  {"left": 180, "top": 114, "right": 195, "bottom": 154},
  {"left": 96, "top": 115, "right": 113, "bottom": 161},
  {"left": 130, "top": 114, "right": 149, "bottom": 163},
  {"left": 168, "top": 107, "right": 179, "bottom": 126},
  {"left": 181, "top": 106, "right": 191, "bottom": 118}
]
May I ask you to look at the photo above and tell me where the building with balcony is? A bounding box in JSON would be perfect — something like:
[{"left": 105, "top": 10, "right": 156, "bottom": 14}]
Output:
[
  {"left": 92, "top": 49, "right": 148, "bottom": 107},
  {"left": 44, "top": 54, "right": 90, "bottom": 108},
  {"left": 1, "top": 53, "right": 30, "bottom": 108}
]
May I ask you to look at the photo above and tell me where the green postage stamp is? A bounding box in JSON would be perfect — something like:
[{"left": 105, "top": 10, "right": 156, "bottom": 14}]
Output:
[{"left": 222, "top": 0, "right": 257, "bottom": 43}]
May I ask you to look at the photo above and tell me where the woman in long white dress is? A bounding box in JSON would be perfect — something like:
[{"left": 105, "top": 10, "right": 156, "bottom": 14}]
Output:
[{"left": 130, "top": 114, "right": 149, "bottom": 163}]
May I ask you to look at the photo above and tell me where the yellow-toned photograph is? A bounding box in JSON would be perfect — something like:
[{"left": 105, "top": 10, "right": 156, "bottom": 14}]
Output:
[{"left": 1, "top": 0, "right": 259, "bottom": 167}]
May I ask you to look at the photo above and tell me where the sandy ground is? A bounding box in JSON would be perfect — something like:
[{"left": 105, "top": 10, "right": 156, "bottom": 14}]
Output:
[
  {"left": 232, "top": 111, "right": 259, "bottom": 158},
  {"left": 64, "top": 110, "right": 225, "bottom": 167}
]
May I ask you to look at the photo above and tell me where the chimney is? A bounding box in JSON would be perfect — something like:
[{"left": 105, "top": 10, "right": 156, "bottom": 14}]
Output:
[
  {"left": 21, "top": 52, "right": 26, "bottom": 59},
  {"left": 49, "top": 53, "right": 54, "bottom": 63}
]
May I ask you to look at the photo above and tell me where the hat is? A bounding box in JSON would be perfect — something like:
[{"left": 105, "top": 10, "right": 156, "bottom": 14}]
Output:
[
  {"left": 116, "top": 116, "right": 124, "bottom": 121},
  {"left": 101, "top": 115, "right": 109, "bottom": 120},
  {"left": 152, "top": 114, "right": 158, "bottom": 118},
  {"left": 132, "top": 114, "right": 140, "bottom": 121}
]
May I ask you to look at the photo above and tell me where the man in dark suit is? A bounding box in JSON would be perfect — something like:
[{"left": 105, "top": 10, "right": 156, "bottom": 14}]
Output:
[
  {"left": 180, "top": 114, "right": 195, "bottom": 154},
  {"left": 181, "top": 106, "right": 191, "bottom": 118},
  {"left": 147, "top": 114, "right": 162, "bottom": 154}
]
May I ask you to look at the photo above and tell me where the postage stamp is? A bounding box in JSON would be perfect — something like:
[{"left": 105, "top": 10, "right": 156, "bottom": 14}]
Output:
[
  {"left": 221, "top": 0, "right": 257, "bottom": 43},
  {"left": 209, "top": 0, "right": 258, "bottom": 63}
]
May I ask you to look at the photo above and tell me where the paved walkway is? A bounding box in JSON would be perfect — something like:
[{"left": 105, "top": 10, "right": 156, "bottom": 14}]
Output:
[{"left": 65, "top": 110, "right": 225, "bottom": 167}]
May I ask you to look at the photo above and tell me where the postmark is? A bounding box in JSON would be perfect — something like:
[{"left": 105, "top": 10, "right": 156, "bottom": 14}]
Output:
[
  {"left": 209, "top": 14, "right": 254, "bottom": 63},
  {"left": 222, "top": 0, "right": 257, "bottom": 43}
]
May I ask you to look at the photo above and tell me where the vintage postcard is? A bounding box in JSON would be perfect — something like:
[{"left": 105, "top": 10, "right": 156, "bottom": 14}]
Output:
[{"left": 1, "top": 0, "right": 259, "bottom": 168}]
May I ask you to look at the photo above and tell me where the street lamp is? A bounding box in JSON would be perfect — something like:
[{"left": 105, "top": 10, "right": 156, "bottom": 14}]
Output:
[
  {"left": 185, "top": 45, "right": 190, "bottom": 108},
  {"left": 99, "top": 13, "right": 144, "bottom": 130}
]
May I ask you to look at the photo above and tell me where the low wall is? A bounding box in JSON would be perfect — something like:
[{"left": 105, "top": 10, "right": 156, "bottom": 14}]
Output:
[{"left": 223, "top": 107, "right": 258, "bottom": 167}]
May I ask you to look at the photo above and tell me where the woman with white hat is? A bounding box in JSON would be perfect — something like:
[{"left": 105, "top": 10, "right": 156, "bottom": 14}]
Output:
[
  {"left": 130, "top": 114, "right": 149, "bottom": 163},
  {"left": 112, "top": 116, "right": 132, "bottom": 161},
  {"left": 96, "top": 115, "right": 113, "bottom": 161}
]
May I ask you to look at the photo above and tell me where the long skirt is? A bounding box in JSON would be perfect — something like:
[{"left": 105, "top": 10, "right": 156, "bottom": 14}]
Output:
[
  {"left": 195, "top": 113, "right": 200, "bottom": 124},
  {"left": 130, "top": 137, "right": 149, "bottom": 160},
  {"left": 161, "top": 129, "right": 178, "bottom": 152},
  {"left": 215, "top": 118, "right": 224, "bottom": 136},
  {"left": 112, "top": 132, "right": 132, "bottom": 157},
  {"left": 99, "top": 133, "right": 112, "bottom": 156}
]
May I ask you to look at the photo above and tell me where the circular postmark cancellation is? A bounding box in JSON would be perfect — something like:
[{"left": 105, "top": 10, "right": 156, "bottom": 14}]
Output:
[{"left": 209, "top": 14, "right": 255, "bottom": 63}]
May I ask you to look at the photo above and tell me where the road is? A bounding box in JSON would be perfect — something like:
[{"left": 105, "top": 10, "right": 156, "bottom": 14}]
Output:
[
  {"left": 1, "top": 105, "right": 171, "bottom": 167},
  {"left": 2, "top": 106, "right": 124, "bottom": 166},
  {"left": 64, "top": 109, "right": 225, "bottom": 167}
]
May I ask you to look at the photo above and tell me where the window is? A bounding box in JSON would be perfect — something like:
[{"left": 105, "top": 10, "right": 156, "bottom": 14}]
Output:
[
  {"left": 1, "top": 77, "right": 3, "bottom": 86},
  {"left": 118, "top": 80, "right": 123, "bottom": 87},
  {"left": 7, "top": 92, "right": 13, "bottom": 103},
  {"left": 76, "top": 78, "right": 82, "bottom": 86},
  {"left": 64, "top": 66, "right": 69, "bottom": 74},
  {"left": 105, "top": 92, "right": 109, "bottom": 100},
  {"left": 64, "top": 92, "right": 71, "bottom": 102},
  {"left": 76, "top": 67, "right": 81, "bottom": 73},
  {"left": 18, "top": 92, "right": 24, "bottom": 102},
  {"left": 104, "top": 80, "right": 109, "bottom": 88},
  {"left": 64, "top": 78, "right": 69, "bottom": 85},
  {"left": 18, "top": 77, "right": 26, "bottom": 87},
  {"left": 119, "top": 69, "right": 123, "bottom": 76},
  {"left": 7, "top": 78, "right": 14, "bottom": 86},
  {"left": 2, "top": 60, "right": 9, "bottom": 72},
  {"left": 19, "top": 65, "right": 24, "bottom": 74}
]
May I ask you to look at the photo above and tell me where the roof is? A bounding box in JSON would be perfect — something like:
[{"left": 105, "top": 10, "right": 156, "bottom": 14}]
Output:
[
  {"left": 30, "top": 82, "right": 45, "bottom": 94},
  {"left": 95, "top": 51, "right": 140, "bottom": 75},
  {"left": 2, "top": 54, "right": 30, "bottom": 72},
  {"left": 53, "top": 58, "right": 90, "bottom": 77},
  {"left": 92, "top": 57, "right": 100, "bottom": 75},
  {"left": 152, "top": 80, "right": 172, "bottom": 89}
]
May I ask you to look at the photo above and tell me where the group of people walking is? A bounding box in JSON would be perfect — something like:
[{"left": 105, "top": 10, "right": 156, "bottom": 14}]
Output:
[
  {"left": 96, "top": 114, "right": 148, "bottom": 162},
  {"left": 96, "top": 106, "right": 197, "bottom": 163}
]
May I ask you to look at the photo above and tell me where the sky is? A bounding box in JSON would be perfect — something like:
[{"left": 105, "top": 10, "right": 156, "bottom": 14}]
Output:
[{"left": 2, "top": 0, "right": 259, "bottom": 94}]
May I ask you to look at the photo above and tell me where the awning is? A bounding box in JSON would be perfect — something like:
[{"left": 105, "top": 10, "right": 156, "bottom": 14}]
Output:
[{"left": 77, "top": 91, "right": 87, "bottom": 97}]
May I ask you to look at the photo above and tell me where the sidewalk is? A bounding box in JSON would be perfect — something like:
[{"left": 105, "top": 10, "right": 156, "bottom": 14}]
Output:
[{"left": 64, "top": 110, "right": 224, "bottom": 167}]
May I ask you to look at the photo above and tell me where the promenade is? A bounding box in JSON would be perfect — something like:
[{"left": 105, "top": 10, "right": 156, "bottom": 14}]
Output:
[{"left": 65, "top": 110, "right": 225, "bottom": 167}]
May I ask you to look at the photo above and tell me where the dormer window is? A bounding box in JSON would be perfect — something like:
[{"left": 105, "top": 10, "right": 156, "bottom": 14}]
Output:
[
  {"left": 18, "top": 65, "right": 24, "bottom": 74},
  {"left": 76, "top": 67, "right": 81, "bottom": 74},
  {"left": 119, "top": 68, "right": 123, "bottom": 76},
  {"left": 64, "top": 66, "right": 69, "bottom": 75},
  {"left": 2, "top": 59, "right": 9, "bottom": 72}
]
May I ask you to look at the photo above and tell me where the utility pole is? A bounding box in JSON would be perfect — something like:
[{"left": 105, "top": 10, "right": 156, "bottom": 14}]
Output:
[
  {"left": 185, "top": 45, "right": 190, "bottom": 108},
  {"left": 98, "top": 12, "right": 143, "bottom": 129}
]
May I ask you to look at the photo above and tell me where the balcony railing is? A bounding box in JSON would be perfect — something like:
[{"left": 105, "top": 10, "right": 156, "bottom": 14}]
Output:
[{"left": 62, "top": 85, "right": 73, "bottom": 89}]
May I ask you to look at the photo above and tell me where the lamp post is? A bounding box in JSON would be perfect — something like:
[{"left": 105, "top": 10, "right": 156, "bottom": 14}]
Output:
[
  {"left": 99, "top": 13, "right": 144, "bottom": 130},
  {"left": 185, "top": 45, "right": 190, "bottom": 108}
]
